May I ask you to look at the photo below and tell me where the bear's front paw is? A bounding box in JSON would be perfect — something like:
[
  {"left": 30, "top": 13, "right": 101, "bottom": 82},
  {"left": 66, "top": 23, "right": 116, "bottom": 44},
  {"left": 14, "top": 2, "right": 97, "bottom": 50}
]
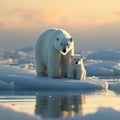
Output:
[
  {"left": 49, "top": 74, "right": 61, "bottom": 79},
  {"left": 53, "top": 76, "right": 62, "bottom": 79},
  {"left": 68, "top": 75, "right": 74, "bottom": 79},
  {"left": 63, "top": 74, "right": 67, "bottom": 78}
]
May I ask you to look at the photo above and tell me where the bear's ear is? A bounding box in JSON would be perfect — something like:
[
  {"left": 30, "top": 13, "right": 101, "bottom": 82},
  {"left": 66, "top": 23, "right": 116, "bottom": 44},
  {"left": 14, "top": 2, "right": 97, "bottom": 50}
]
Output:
[
  {"left": 56, "top": 38, "right": 59, "bottom": 41},
  {"left": 71, "top": 55, "right": 74, "bottom": 58},
  {"left": 70, "top": 38, "right": 73, "bottom": 42}
]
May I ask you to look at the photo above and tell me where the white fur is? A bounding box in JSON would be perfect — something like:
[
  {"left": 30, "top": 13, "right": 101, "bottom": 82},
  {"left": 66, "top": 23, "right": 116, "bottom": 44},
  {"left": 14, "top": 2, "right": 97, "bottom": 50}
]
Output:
[
  {"left": 34, "top": 28, "right": 74, "bottom": 78},
  {"left": 67, "top": 54, "right": 86, "bottom": 80}
]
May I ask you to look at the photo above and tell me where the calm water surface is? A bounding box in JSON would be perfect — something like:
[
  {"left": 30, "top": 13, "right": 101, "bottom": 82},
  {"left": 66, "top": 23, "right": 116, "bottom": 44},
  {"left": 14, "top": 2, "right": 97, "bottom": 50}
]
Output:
[{"left": 0, "top": 89, "right": 120, "bottom": 119}]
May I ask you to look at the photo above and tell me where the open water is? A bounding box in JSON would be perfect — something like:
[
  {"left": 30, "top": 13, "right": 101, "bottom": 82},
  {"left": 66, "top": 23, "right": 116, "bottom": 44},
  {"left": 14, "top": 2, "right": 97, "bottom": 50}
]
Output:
[{"left": 0, "top": 87, "right": 120, "bottom": 119}]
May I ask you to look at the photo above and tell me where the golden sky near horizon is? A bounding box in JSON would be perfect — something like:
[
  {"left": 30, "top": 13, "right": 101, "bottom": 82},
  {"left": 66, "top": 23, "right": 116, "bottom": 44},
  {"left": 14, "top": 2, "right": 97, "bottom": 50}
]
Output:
[{"left": 0, "top": 0, "right": 120, "bottom": 30}]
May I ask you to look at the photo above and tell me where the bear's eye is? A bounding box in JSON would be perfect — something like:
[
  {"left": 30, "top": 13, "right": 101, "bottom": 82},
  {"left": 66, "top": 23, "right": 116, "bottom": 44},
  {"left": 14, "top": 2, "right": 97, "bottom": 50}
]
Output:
[
  {"left": 70, "top": 38, "right": 73, "bottom": 42},
  {"left": 60, "top": 43, "right": 63, "bottom": 45},
  {"left": 67, "top": 43, "right": 69, "bottom": 46},
  {"left": 56, "top": 38, "right": 59, "bottom": 41}
]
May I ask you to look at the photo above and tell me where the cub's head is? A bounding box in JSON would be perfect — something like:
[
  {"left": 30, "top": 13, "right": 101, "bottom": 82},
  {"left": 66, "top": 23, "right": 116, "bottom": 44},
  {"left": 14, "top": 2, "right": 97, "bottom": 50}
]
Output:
[
  {"left": 71, "top": 54, "right": 83, "bottom": 65},
  {"left": 55, "top": 37, "right": 73, "bottom": 55}
]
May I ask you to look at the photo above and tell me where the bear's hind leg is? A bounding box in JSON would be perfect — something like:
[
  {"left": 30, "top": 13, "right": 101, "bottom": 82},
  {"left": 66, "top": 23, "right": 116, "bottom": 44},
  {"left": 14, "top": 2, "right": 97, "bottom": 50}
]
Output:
[{"left": 35, "top": 61, "right": 47, "bottom": 77}]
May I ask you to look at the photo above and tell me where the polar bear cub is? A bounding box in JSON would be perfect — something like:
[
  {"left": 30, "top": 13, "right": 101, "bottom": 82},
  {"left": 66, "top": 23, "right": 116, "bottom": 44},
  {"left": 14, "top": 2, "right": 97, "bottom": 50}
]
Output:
[{"left": 67, "top": 54, "right": 86, "bottom": 80}]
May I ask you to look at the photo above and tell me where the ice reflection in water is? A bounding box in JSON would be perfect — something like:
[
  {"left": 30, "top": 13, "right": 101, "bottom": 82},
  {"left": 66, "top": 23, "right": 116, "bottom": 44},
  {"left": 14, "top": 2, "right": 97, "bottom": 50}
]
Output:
[
  {"left": 35, "top": 89, "right": 120, "bottom": 119},
  {"left": 35, "top": 93, "right": 86, "bottom": 118}
]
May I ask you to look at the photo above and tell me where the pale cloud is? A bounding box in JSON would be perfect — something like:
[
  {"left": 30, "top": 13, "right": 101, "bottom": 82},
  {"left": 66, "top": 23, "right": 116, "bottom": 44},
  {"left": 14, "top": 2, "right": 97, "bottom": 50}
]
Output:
[
  {"left": 1, "top": 1, "right": 120, "bottom": 30},
  {"left": 113, "top": 11, "right": 120, "bottom": 23},
  {"left": 115, "top": 11, "right": 120, "bottom": 16},
  {"left": 0, "top": 22, "right": 4, "bottom": 28},
  {"left": 0, "top": 6, "right": 65, "bottom": 29}
]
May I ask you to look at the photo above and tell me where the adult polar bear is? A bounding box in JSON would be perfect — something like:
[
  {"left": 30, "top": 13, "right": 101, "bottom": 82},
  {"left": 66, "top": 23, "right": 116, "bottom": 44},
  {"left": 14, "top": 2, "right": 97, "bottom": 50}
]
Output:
[{"left": 34, "top": 28, "right": 74, "bottom": 78}]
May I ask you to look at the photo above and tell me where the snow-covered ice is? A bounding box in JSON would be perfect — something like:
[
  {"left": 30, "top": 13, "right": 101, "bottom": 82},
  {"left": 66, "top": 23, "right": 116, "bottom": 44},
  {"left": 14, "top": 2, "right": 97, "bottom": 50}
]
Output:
[
  {"left": 0, "top": 80, "right": 14, "bottom": 90},
  {"left": 0, "top": 47, "right": 120, "bottom": 120},
  {"left": 0, "top": 65, "right": 108, "bottom": 90},
  {"left": 0, "top": 104, "right": 39, "bottom": 120},
  {"left": 1, "top": 104, "right": 120, "bottom": 120},
  {"left": 58, "top": 107, "right": 120, "bottom": 120},
  {"left": 0, "top": 47, "right": 120, "bottom": 90}
]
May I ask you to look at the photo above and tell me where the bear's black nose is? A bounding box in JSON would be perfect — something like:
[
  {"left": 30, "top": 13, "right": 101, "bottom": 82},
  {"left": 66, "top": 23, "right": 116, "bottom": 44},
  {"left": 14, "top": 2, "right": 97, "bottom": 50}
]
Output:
[
  {"left": 76, "top": 61, "right": 78, "bottom": 64},
  {"left": 63, "top": 49, "right": 66, "bottom": 53}
]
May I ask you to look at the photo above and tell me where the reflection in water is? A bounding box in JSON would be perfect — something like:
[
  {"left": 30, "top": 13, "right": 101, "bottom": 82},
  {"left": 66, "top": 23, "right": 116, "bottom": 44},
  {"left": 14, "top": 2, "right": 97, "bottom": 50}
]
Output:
[{"left": 35, "top": 94, "right": 86, "bottom": 118}]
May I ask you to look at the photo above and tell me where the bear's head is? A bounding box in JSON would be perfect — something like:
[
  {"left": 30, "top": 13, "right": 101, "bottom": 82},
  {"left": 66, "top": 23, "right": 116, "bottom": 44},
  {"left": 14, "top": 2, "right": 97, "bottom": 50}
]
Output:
[
  {"left": 71, "top": 54, "right": 83, "bottom": 65},
  {"left": 55, "top": 37, "right": 73, "bottom": 55}
]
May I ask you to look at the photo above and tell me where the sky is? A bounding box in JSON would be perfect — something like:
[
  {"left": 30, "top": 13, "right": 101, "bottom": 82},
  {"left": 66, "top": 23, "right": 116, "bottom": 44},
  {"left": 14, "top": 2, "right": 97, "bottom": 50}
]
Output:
[{"left": 0, "top": 0, "right": 120, "bottom": 50}]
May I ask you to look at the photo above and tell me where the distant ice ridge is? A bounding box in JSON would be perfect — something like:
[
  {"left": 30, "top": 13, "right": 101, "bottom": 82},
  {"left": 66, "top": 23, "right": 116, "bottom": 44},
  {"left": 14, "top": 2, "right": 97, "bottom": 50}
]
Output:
[
  {"left": 0, "top": 47, "right": 34, "bottom": 66},
  {"left": 86, "top": 49, "right": 120, "bottom": 60},
  {"left": 85, "top": 60, "right": 120, "bottom": 77},
  {"left": 77, "top": 49, "right": 120, "bottom": 78}
]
